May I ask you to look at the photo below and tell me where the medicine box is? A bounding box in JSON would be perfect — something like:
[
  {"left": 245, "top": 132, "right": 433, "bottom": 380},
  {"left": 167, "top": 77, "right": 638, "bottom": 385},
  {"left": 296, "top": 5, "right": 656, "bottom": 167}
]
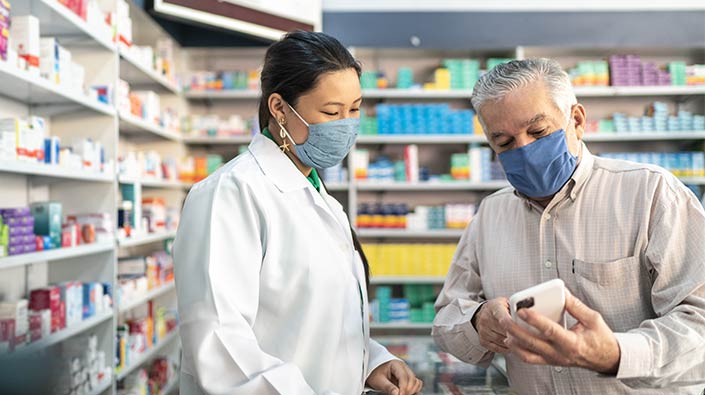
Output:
[
  {"left": 10, "top": 15, "right": 40, "bottom": 75},
  {"left": 59, "top": 282, "right": 83, "bottom": 328},
  {"left": 31, "top": 201, "right": 63, "bottom": 247},
  {"left": 39, "top": 38, "right": 60, "bottom": 84},
  {"left": 0, "top": 299, "right": 28, "bottom": 337}
]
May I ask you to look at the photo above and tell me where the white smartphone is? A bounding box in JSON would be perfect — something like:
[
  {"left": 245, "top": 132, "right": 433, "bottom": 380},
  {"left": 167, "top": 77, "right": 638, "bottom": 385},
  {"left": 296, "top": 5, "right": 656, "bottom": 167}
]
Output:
[{"left": 509, "top": 279, "right": 567, "bottom": 335}]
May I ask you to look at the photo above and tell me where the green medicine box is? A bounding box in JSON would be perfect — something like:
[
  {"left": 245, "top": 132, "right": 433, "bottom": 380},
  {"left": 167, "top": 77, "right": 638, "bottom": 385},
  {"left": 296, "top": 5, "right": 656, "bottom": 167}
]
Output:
[{"left": 31, "top": 202, "right": 62, "bottom": 247}]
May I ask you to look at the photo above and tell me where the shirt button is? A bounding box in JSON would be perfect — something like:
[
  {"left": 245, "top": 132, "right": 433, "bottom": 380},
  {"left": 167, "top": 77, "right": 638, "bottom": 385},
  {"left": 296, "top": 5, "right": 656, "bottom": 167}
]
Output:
[
  {"left": 544, "top": 260, "right": 553, "bottom": 269},
  {"left": 544, "top": 213, "right": 552, "bottom": 221},
  {"left": 554, "top": 367, "right": 563, "bottom": 373}
]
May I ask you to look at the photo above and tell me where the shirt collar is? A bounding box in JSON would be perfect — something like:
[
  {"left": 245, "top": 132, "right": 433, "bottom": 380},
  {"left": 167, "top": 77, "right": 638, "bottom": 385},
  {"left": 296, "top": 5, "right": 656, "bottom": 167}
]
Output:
[
  {"left": 249, "top": 133, "right": 310, "bottom": 193},
  {"left": 513, "top": 141, "right": 595, "bottom": 206}
]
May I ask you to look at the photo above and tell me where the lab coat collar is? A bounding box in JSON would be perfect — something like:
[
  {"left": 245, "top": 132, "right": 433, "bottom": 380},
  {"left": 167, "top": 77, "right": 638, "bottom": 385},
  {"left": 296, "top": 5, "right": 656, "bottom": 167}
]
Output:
[{"left": 249, "top": 133, "right": 311, "bottom": 193}]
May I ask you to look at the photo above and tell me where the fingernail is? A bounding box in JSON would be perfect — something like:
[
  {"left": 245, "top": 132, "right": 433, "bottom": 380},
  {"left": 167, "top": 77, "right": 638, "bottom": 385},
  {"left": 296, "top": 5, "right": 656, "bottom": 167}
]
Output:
[{"left": 518, "top": 309, "right": 528, "bottom": 319}]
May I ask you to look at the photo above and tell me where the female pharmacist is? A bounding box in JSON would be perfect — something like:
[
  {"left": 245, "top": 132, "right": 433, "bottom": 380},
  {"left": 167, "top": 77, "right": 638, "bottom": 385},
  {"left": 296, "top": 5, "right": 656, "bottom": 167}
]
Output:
[{"left": 173, "top": 31, "right": 423, "bottom": 395}]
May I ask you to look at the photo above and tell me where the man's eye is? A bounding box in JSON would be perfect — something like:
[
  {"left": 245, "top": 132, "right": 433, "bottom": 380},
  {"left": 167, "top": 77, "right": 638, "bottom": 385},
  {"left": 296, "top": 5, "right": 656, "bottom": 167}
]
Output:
[
  {"left": 530, "top": 129, "right": 547, "bottom": 137},
  {"left": 498, "top": 140, "right": 513, "bottom": 148}
]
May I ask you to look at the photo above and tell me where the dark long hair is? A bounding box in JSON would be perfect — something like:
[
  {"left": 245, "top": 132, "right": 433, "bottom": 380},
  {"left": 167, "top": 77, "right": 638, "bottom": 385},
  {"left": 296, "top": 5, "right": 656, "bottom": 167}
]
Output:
[
  {"left": 258, "top": 30, "right": 362, "bottom": 129},
  {"left": 258, "top": 31, "right": 369, "bottom": 287}
]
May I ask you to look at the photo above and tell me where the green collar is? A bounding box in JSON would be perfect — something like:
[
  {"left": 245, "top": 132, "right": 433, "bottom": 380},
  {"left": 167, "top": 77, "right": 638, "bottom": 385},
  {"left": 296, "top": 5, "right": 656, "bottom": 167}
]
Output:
[{"left": 262, "top": 128, "right": 321, "bottom": 192}]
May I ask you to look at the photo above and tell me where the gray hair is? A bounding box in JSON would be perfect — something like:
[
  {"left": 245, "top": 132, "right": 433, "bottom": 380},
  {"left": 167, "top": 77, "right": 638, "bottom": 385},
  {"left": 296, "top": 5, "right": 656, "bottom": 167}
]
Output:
[{"left": 471, "top": 58, "right": 577, "bottom": 124}]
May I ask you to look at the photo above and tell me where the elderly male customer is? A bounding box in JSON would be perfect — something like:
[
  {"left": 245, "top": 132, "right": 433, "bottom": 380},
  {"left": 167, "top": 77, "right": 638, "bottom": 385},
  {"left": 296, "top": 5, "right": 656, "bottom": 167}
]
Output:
[{"left": 432, "top": 58, "right": 705, "bottom": 394}]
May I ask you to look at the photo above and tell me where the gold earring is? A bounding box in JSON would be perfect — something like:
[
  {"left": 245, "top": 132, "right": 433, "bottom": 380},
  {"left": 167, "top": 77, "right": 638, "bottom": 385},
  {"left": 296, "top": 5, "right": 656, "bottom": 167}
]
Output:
[{"left": 276, "top": 119, "right": 291, "bottom": 153}]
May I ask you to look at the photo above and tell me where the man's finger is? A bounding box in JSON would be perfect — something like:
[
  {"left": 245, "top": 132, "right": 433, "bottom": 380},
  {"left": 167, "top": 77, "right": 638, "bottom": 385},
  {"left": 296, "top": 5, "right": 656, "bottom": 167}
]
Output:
[
  {"left": 509, "top": 344, "right": 550, "bottom": 365},
  {"left": 503, "top": 321, "right": 565, "bottom": 363},
  {"left": 564, "top": 288, "right": 599, "bottom": 326},
  {"left": 390, "top": 362, "right": 413, "bottom": 395},
  {"left": 519, "top": 308, "right": 574, "bottom": 348}
]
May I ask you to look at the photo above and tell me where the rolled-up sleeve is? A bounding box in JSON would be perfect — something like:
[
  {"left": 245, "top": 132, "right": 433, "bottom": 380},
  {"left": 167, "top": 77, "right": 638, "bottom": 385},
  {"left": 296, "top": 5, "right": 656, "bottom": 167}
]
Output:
[
  {"left": 432, "top": 210, "right": 494, "bottom": 367},
  {"left": 616, "top": 183, "right": 705, "bottom": 388}
]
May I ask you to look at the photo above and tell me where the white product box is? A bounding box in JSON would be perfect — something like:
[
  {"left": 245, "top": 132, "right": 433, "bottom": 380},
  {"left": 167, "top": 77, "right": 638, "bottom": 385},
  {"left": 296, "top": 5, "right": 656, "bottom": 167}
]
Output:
[
  {"left": 29, "top": 309, "right": 51, "bottom": 339},
  {"left": 117, "top": 15, "right": 132, "bottom": 49},
  {"left": 0, "top": 299, "right": 28, "bottom": 337},
  {"left": 58, "top": 45, "right": 72, "bottom": 89},
  {"left": 10, "top": 16, "right": 40, "bottom": 75},
  {"left": 117, "top": 79, "right": 130, "bottom": 115},
  {"left": 39, "top": 38, "right": 60, "bottom": 84},
  {"left": 70, "top": 61, "right": 85, "bottom": 94},
  {"left": 0, "top": 118, "right": 33, "bottom": 162},
  {"left": 0, "top": 129, "right": 16, "bottom": 161},
  {"left": 59, "top": 282, "right": 83, "bottom": 328},
  {"left": 73, "top": 139, "right": 95, "bottom": 170},
  {"left": 27, "top": 116, "right": 47, "bottom": 163},
  {"left": 134, "top": 91, "right": 160, "bottom": 124}
]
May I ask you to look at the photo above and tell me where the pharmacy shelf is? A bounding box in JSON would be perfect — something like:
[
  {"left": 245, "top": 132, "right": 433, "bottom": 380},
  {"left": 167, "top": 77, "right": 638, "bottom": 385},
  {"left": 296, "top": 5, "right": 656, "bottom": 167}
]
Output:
[
  {"left": 116, "top": 330, "right": 180, "bottom": 380},
  {"left": 679, "top": 177, "right": 705, "bottom": 185},
  {"left": 583, "top": 131, "right": 705, "bottom": 142},
  {"left": 184, "top": 90, "right": 261, "bottom": 100},
  {"left": 370, "top": 323, "right": 433, "bottom": 330},
  {"left": 118, "top": 282, "right": 176, "bottom": 314},
  {"left": 358, "top": 229, "right": 464, "bottom": 239},
  {"left": 119, "top": 49, "right": 180, "bottom": 94},
  {"left": 119, "top": 112, "right": 182, "bottom": 142},
  {"left": 0, "top": 240, "right": 115, "bottom": 271},
  {"left": 362, "top": 89, "right": 473, "bottom": 99},
  {"left": 14, "top": 0, "right": 115, "bottom": 52},
  {"left": 0, "top": 60, "right": 116, "bottom": 117},
  {"left": 356, "top": 180, "right": 510, "bottom": 191},
  {"left": 19, "top": 311, "right": 113, "bottom": 355},
  {"left": 118, "top": 175, "right": 189, "bottom": 190},
  {"left": 356, "top": 135, "right": 485, "bottom": 144},
  {"left": 87, "top": 378, "right": 113, "bottom": 395},
  {"left": 325, "top": 183, "right": 350, "bottom": 192},
  {"left": 0, "top": 161, "right": 114, "bottom": 183},
  {"left": 573, "top": 85, "right": 705, "bottom": 97},
  {"left": 370, "top": 276, "right": 446, "bottom": 285},
  {"left": 182, "top": 135, "right": 253, "bottom": 145},
  {"left": 118, "top": 231, "right": 177, "bottom": 248}
]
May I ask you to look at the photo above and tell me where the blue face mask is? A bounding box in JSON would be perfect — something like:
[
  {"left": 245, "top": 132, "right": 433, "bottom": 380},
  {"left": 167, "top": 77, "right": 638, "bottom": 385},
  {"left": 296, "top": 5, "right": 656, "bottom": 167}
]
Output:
[
  {"left": 498, "top": 129, "right": 577, "bottom": 198},
  {"left": 278, "top": 103, "right": 359, "bottom": 169}
]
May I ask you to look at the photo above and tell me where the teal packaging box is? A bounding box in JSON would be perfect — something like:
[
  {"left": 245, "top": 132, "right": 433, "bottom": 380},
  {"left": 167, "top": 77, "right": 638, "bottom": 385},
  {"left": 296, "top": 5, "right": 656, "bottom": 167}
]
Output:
[{"left": 30, "top": 202, "right": 62, "bottom": 247}]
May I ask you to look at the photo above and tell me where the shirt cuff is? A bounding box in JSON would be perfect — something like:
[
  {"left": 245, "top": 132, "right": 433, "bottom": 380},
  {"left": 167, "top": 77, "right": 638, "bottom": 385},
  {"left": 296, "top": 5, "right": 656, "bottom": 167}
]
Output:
[
  {"left": 614, "top": 332, "right": 652, "bottom": 379},
  {"left": 432, "top": 302, "right": 491, "bottom": 366}
]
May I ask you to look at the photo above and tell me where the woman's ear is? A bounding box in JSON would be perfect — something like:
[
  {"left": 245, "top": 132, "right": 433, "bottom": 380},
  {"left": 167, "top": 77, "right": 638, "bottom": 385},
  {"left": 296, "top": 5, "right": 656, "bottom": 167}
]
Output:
[{"left": 268, "top": 93, "right": 287, "bottom": 126}]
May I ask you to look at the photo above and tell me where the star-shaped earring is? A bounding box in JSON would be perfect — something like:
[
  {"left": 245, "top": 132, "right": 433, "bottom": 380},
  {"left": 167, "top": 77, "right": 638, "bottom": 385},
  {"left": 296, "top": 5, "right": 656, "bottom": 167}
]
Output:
[{"left": 278, "top": 120, "right": 291, "bottom": 152}]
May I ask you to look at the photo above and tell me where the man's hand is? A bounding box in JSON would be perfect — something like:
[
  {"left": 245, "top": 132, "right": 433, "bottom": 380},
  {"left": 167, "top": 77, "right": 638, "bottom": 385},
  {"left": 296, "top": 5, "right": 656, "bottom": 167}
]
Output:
[
  {"left": 366, "top": 360, "right": 423, "bottom": 395},
  {"left": 500, "top": 288, "right": 621, "bottom": 374},
  {"left": 473, "top": 297, "right": 511, "bottom": 354}
]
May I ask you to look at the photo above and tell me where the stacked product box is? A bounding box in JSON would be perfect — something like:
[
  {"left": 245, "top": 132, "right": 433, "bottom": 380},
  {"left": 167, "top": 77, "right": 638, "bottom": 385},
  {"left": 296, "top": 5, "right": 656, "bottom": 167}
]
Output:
[{"left": 0, "top": 207, "right": 38, "bottom": 256}]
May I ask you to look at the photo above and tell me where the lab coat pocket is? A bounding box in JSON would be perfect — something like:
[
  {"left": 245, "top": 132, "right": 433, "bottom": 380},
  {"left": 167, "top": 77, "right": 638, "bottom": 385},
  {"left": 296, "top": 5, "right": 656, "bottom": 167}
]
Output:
[{"left": 572, "top": 256, "right": 651, "bottom": 332}]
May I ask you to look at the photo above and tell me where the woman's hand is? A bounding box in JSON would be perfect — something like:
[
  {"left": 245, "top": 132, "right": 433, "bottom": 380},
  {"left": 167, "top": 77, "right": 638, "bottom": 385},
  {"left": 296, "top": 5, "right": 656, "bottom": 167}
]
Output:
[{"left": 365, "top": 360, "right": 423, "bottom": 395}]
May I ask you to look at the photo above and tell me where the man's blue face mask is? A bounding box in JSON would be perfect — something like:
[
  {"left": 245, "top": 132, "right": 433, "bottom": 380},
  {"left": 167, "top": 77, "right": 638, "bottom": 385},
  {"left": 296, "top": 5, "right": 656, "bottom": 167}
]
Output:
[
  {"left": 498, "top": 128, "right": 578, "bottom": 199},
  {"left": 278, "top": 103, "right": 359, "bottom": 169}
]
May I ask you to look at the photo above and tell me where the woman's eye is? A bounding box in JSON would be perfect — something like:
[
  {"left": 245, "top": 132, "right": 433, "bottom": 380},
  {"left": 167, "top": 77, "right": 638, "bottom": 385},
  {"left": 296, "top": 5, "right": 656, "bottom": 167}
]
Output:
[
  {"left": 322, "top": 111, "right": 338, "bottom": 116},
  {"left": 351, "top": 108, "right": 360, "bottom": 113}
]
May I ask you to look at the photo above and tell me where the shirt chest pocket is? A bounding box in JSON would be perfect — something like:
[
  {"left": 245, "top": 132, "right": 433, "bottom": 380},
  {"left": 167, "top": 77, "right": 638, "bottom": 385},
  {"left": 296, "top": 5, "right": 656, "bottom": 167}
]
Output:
[{"left": 572, "top": 256, "right": 654, "bottom": 332}]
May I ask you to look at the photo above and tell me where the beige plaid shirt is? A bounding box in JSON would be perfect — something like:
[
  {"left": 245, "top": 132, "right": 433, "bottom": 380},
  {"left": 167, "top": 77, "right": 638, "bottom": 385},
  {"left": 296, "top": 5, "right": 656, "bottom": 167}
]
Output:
[{"left": 433, "top": 144, "right": 705, "bottom": 394}]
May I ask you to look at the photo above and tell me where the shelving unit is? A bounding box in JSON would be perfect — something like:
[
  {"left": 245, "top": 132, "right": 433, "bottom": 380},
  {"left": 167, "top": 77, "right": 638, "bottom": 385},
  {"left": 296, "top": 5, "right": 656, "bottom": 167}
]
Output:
[
  {"left": 573, "top": 85, "right": 705, "bottom": 97},
  {"left": 356, "top": 181, "right": 510, "bottom": 191},
  {"left": 87, "top": 379, "right": 114, "bottom": 395},
  {"left": 0, "top": 161, "right": 114, "bottom": 183},
  {"left": 184, "top": 90, "right": 261, "bottom": 100},
  {"left": 370, "top": 323, "right": 433, "bottom": 330},
  {"left": 119, "top": 175, "right": 188, "bottom": 190},
  {"left": 357, "top": 135, "right": 485, "bottom": 144},
  {"left": 115, "top": 330, "right": 180, "bottom": 380},
  {"left": 182, "top": 135, "right": 253, "bottom": 145},
  {"left": 119, "top": 49, "right": 180, "bottom": 94},
  {"left": 118, "top": 282, "right": 176, "bottom": 314},
  {"left": 0, "top": 241, "right": 115, "bottom": 271},
  {"left": 19, "top": 312, "right": 114, "bottom": 355},
  {"left": 362, "top": 89, "right": 474, "bottom": 99},
  {"left": 358, "top": 229, "right": 464, "bottom": 239},
  {"left": 117, "top": 231, "right": 177, "bottom": 248},
  {"left": 119, "top": 112, "right": 182, "bottom": 142},
  {"left": 370, "top": 276, "right": 446, "bottom": 285}
]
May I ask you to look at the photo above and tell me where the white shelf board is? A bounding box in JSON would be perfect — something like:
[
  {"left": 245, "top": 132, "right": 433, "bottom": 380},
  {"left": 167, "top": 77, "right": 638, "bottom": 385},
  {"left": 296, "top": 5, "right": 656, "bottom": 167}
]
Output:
[
  {"left": 358, "top": 229, "right": 464, "bottom": 238},
  {"left": 184, "top": 90, "right": 261, "bottom": 99},
  {"left": 0, "top": 161, "right": 114, "bottom": 183},
  {"left": 87, "top": 378, "right": 113, "bottom": 395},
  {"left": 116, "top": 331, "right": 179, "bottom": 380},
  {"left": 0, "top": 240, "right": 115, "bottom": 270},
  {"left": 13, "top": 0, "right": 115, "bottom": 52},
  {"left": 118, "top": 282, "right": 175, "bottom": 313},
  {"left": 0, "top": 60, "right": 116, "bottom": 116},
  {"left": 118, "top": 231, "right": 177, "bottom": 248},
  {"left": 119, "top": 49, "right": 180, "bottom": 94},
  {"left": 362, "top": 89, "right": 473, "bottom": 99},
  {"left": 370, "top": 323, "right": 433, "bottom": 330},
  {"left": 18, "top": 311, "right": 113, "bottom": 354},
  {"left": 583, "top": 131, "right": 705, "bottom": 142},
  {"left": 119, "top": 113, "right": 182, "bottom": 142},
  {"left": 574, "top": 85, "right": 705, "bottom": 97},
  {"left": 182, "top": 135, "right": 253, "bottom": 145},
  {"left": 356, "top": 134, "right": 485, "bottom": 144},
  {"left": 370, "top": 276, "right": 446, "bottom": 284},
  {"left": 356, "top": 180, "right": 509, "bottom": 191},
  {"left": 679, "top": 177, "right": 705, "bottom": 185},
  {"left": 118, "top": 175, "right": 189, "bottom": 190},
  {"left": 325, "top": 183, "right": 349, "bottom": 192}
]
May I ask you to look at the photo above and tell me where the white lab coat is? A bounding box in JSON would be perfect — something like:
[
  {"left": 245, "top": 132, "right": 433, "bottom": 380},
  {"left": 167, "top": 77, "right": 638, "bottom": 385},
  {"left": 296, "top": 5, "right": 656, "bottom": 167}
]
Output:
[{"left": 173, "top": 133, "right": 397, "bottom": 395}]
